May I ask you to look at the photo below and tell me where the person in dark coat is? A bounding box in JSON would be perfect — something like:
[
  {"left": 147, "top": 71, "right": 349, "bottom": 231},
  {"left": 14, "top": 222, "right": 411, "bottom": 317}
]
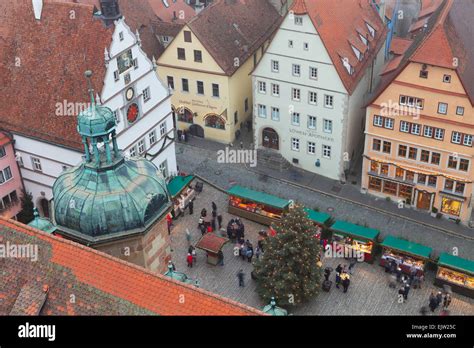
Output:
[
  {"left": 217, "top": 250, "right": 224, "bottom": 266},
  {"left": 257, "top": 239, "right": 264, "bottom": 253},
  {"left": 429, "top": 292, "right": 438, "bottom": 312},
  {"left": 212, "top": 201, "right": 217, "bottom": 212},
  {"left": 436, "top": 291, "right": 443, "bottom": 307},
  {"left": 201, "top": 208, "right": 207, "bottom": 217},
  {"left": 342, "top": 275, "right": 350, "bottom": 293},
  {"left": 403, "top": 283, "right": 410, "bottom": 300},
  {"left": 188, "top": 200, "right": 194, "bottom": 215},
  {"left": 335, "top": 264, "right": 342, "bottom": 289},
  {"left": 217, "top": 214, "right": 223, "bottom": 229},
  {"left": 200, "top": 223, "right": 206, "bottom": 236},
  {"left": 237, "top": 269, "right": 245, "bottom": 287},
  {"left": 246, "top": 245, "right": 254, "bottom": 263},
  {"left": 443, "top": 293, "right": 452, "bottom": 309},
  {"left": 324, "top": 267, "right": 331, "bottom": 281}
]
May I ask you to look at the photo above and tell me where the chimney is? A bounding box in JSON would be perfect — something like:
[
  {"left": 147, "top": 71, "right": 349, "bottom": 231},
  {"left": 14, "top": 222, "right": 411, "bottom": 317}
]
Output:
[{"left": 32, "top": 0, "right": 43, "bottom": 20}]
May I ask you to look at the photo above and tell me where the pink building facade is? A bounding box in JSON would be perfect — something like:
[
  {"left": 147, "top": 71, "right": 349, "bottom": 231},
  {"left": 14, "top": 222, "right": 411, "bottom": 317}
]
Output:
[{"left": 0, "top": 132, "right": 24, "bottom": 219}]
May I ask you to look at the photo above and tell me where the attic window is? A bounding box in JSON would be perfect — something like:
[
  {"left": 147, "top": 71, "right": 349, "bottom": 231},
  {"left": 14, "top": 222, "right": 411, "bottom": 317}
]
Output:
[
  {"left": 119, "top": 32, "right": 124, "bottom": 41},
  {"left": 365, "top": 22, "right": 375, "bottom": 37},
  {"left": 184, "top": 31, "right": 192, "bottom": 43},
  {"left": 351, "top": 45, "right": 362, "bottom": 61},
  {"left": 295, "top": 16, "right": 303, "bottom": 25},
  {"left": 359, "top": 34, "right": 368, "bottom": 46}
]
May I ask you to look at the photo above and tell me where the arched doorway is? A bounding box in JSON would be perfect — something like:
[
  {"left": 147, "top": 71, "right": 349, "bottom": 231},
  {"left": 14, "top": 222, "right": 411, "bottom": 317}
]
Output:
[
  {"left": 189, "top": 124, "right": 205, "bottom": 138},
  {"left": 204, "top": 114, "right": 226, "bottom": 130},
  {"left": 262, "top": 128, "right": 279, "bottom": 150},
  {"left": 39, "top": 198, "right": 50, "bottom": 218}
]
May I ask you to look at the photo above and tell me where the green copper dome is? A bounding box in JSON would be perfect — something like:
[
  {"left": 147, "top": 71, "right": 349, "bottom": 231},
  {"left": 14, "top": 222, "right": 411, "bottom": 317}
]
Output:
[
  {"left": 262, "top": 297, "right": 288, "bottom": 316},
  {"left": 77, "top": 104, "right": 116, "bottom": 137},
  {"left": 53, "top": 157, "right": 170, "bottom": 240},
  {"left": 28, "top": 208, "right": 56, "bottom": 234}
]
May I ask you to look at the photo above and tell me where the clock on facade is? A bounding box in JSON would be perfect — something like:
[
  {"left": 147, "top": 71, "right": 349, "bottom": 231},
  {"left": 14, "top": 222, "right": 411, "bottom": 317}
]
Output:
[
  {"left": 126, "top": 87, "right": 134, "bottom": 101},
  {"left": 126, "top": 103, "right": 139, "bottom": 123}
]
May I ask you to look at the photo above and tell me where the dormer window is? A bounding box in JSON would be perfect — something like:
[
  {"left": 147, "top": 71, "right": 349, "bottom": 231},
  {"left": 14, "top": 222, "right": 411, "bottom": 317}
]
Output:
[
  {"left": 351, "top": 45, "right": 362, "bottom": 61},
  {"left": 365, "top": 22, "right": 375, "bottom": 37},
  {"left": 359, "top": 33, "right": 368, "bottom": 46},
  {"left": 341, "top": 57, "right": 353, "bottom": 75},
  {"left": 119, "top": 32, "right": 124, "bottom": 41}
]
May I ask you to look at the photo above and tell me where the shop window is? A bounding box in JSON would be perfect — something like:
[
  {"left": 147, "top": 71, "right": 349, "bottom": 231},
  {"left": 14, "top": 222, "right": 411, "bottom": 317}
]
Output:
[
  {"left": 398, "top": 145, "right": 407, "bottom": 157},
  {"left": 368, "top": 177, "right": 382, "bottom": 191},
  {"left": 380, "top": 164, "right": 389, "bottom": 176},
  {"left": 431, "top": 152, "right": 440, "bottom": 165},
  {"left": 420, "top": 150, "right": 430, "bottom": 163},
  {"left": 383, "top": 181, "right": 397, "bottom": 195},
  {"left": 205, "top": 115, "right": 225, "bottom": 130},
  {"left": 441, "top": 197, "right": 461, "bottom": 216},
  {"left": 399, "top": 185, "right": 413, "bottom": 199},
  {"left": 405, "top": 171, "right": 414, "bottom": 182},
  {"left": 370, "top": 161, "right": 379, "bottom": 173},
  {"left": 395, "top": 168, "right": 404, "bottom": 179},
  {"left": 177, "top": 109, "right": 194, "bottom": 124},
  {"left": 372, "top": 139, "right": 381, "bottom": 151},
  {"left": 455, "top": 182, "right": 465, "bottom": 195}
]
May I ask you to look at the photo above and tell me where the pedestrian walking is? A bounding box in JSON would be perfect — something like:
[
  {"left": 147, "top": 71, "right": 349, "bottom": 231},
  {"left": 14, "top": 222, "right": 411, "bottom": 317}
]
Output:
[
  {"left": 217, "top": 214, "right": 223, "bottom": 229},
  {"left": 200, "top": 208, "right": 207, "bottom": 218},
  {"left": 186, "top": 253, "right": 193, "bottom": 268},
  {"left": 429, "top": 292, "right": 438, "bottom": 312},
  {"left": 237, "top": 269, "right": 245, "bottom": 287},
  {"left": 395, "top": 266, "right": 402, "bottom": 282},
  {"left": 335, "top": 264, "right": 342, "bottom": 289},
  {"left": 185, "top": 228, "right": 191, "bottom": 244},
  {"left": 403, "top": 283, "right": 410, "bottom": 300},
  {"left": 199, "top": 223, "right": 206, "bottom": 236},
  {"left": 342, "top": 274, "right": 350, "bottom": 293},
  {"left": 324, "top": 267, "right": 331, "bottom": 281},
  {"left": 166, "top": 213, "right": 173, "bottom": 235},
  {"left": 443, "top": 293, "right": 452, "bottom": 309},
  {"left": 211, "top": 218, "right": 216, "bottom": 232},
  {"left": 217, "top": 250, "right": 224, "bottom": 266},
  {"left": 192, "top": 248, "right": 197, "bottom": 265},
  {"left": 436, "top": 291, "right": 443, "bottom": 307},
  {"left": 240, "top": 243, "right": 247, "bottom": 261},
  {"left": 246, "top": 246, "right": 254, "bottom": 263},
  {"left": 188, "top": 200, "right": 194, "bottom": 215},
  {"left": 212, "top": 201, "right": 217, "bottom": 212}
]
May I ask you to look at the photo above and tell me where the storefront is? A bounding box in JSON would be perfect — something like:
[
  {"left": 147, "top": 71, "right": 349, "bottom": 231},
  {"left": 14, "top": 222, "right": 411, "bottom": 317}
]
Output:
[
  {"left": 435, "top": 253, "right": 474, "bottom": 298},
  {"left": 330, "top": 220, "right": 379, "bottom": 263},
  {"left": 439, "top": 194, "right": 464, "bottom": 218},
  {"left": 380, "top": 236, "right": 432, "bottom": 275},
  {"left": 167, "top": 175, "right": 195, "bottom": 217},
  {"left": 227, "top": 185, "right": 291, "bottom": 225}
]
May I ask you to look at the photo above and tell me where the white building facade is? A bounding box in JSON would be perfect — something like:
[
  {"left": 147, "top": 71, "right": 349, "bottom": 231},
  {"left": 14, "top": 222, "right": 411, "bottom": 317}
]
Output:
[
  {"left": 252, "top": 5, "right": 386, "bottom": 181},
  {"left": 13, "top": 18, "right": 177, "bottom": 217}
]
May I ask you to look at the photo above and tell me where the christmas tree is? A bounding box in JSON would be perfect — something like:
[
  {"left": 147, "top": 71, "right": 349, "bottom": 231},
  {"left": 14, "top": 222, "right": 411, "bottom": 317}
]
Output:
[
  {"left": 16, "top": 190, "right": 35, "bottom": 224},
  {"left": 254, "top": 204, "right": 323, "bottom": 306}
]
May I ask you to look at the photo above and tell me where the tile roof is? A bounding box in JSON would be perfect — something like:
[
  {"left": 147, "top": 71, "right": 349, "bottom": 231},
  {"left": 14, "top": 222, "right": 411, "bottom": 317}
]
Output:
[
  {"left": 0, "top": 0, "right": 112, "bottom": 151},
  {"left": 186, "top": 0, "right": 282, "bottom": 76},
  {"left": 369, "top": 0, "right": 474, "bottom": 106},
  {"left": 147, "top": 0, "right": 195, "bottom": 23},
  {"left": 419, "top": 0, "right": 444, "bottom": 18},
  {"left": 0, "top": 217, "right": 263, "bottom": 315},
  {"left": 195, "top": 233, "right": 228, "bottom": 253},
  {"left": 296, "top": 0, "right": 387, "bottom": 95},
  {"left": 152, "top": 20, "right": 185, "bottom": 37},
  {"left": 389, "top": 37, "right": 413, "bottom": 56}
]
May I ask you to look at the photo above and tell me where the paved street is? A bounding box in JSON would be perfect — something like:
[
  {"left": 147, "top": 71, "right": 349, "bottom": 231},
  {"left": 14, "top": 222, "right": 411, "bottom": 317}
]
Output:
[
  {"left": 175, "top": 136, "right": 474, "bottom": 259},
  {"left": 169, "top": 182, "right": 474, "bottom": 315}
]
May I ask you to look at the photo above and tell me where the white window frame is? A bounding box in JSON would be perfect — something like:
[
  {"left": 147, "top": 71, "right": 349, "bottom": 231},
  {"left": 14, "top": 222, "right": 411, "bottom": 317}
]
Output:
[
  {"left": 292, "top": 88, "right": 301, "bottom": 101},
  {"left": 434, "top": 128, "right": 444, "bottom": 140},
  {"left": 451, "top": 131, "right": 462, "bottom": 144},
  {"left": 456, "top": 106, "right": 464, "bottom": 116},
  {"left": 463, "top": 134, "right": 473, "bottom": 147},
  {"left": 323, "top": 119, "right": 333, "bottom": 134},
  {"left": 307, "top": 141, "right": 316, "bottom": 154},
  {"left": 411, "top": 123, "right": 421, "bottom": 135},
  {"left": 291, "top": 138, "right": 300, "bottom": 151},
  {"left": 308, "top": 91, "right": 317, "bottom": 105},
  {"left": 258, "top": 104, "right": 267, "bottom": 118},
  {"left": 143, "top": 87, "right": 151, "bottom": 102},
  {"left": 384, "top": 118, "right": 394, "bottom": 129},
  {"left": 292, "top": 112, "right": 300, "bottom": 126},
  {"left": 271, "top": 84, "right": 280, "bottom": 97},
  {"left": 438, "top": 102, "right": 448, "bottom": 114},
  {"left": 271, "top": 60, "right": 279, "bottom": 72},
  {"left": 292, "top": 64, "right": 301, "bottom": 77},
  {"left": 423, "top": 126, "right": 433, "bottom": 138},
  {"left": 137, "top": 139, "right": 146, "bottom": 155},
  {"left": 308, "top": 115, "right": 317, "bottom": 130},
  {"left": 324, "top": 95, "right": 334, "bottom": 108},
  {"left": 258, "top": 81, "right": 267, "bottom": 94},
  {"left": 31, "top": 157, "right": 42, "bottom": 172},
  {"left": 310, "top": 67, "right": 318, "bottom": 80},
  {"left": 373, "top": 115, "right": 383, "bottom": 127},
  {"left": 295, "top": 16, "right": 303, "bottom": 25},
  {"left": 400, "top": 121, "right": 410, "bottom": 133},
  {"left": 149, "top": 130, "right": 157, "bottom": 145},
  {"left": 322, "top": 145, "right": 331, "bottom": 159},
  {"left": 160, "top": 122, "right": 167, "bottom": 137},
  {"left": 271, "top": 107, "right": 280, "bottom": 121}
]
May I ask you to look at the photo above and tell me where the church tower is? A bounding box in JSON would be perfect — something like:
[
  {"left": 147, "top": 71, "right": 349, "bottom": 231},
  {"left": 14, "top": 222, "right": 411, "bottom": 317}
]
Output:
[{"left": 52, "top": 71, "right": 173, "bottom": 273}]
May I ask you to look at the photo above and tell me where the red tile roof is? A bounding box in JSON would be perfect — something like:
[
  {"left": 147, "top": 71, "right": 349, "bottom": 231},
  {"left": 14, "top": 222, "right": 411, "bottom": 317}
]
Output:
[
  {"left": 389, "top": 37, "right": 413, "bottom": 56},
  {"left": 147, "top": 0, "right": 195, "bottom": 23},
  {"left": 186, "top": 0, "right": 282, "bottom": 76},
  {"left": 299, "top": 0, "right": 387, "bottom": 95},
  {"left": 196, "top": 233, "right": 228, "bottom": 253},
  {"left": 0, "top": 0, "right": 112, "bottom": 151},
  {"left": 369, "top": 0, "right": 474, "bottom": 106},
  {"left": 0, "top": 217, "right": 263, "bottom": 315},
  {"left": 292, "top": 0, "right": 307, "bottom": 15}
]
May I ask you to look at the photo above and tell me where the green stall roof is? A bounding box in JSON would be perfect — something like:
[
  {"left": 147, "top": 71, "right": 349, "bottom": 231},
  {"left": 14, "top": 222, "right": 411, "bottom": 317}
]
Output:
[
  {"left": 167, "top": 175, "right": 194, "bottom": 198},
  {"left": 227, "top": 185, "right": 290, "bottom": 209},
  {"left": 438, "top": 253, "right": 474, "bottom": 275},
  {"left": 381, "top": 235, "right": 432, "bottom": 259},
  {"left": 331, "top": 220, "right": 379, "bottom": 241},
  {"left": 304, "top": 208, "right": 331, "bottom": 225}
]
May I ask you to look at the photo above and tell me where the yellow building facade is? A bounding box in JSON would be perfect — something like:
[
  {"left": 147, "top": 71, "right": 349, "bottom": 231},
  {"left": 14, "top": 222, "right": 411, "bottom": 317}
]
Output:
[
  {"left": 362, "top": 61, "right": 474, "bottom": 223},
  {"left": 156, "top": 25, "right": 269, "bottom": 144}
]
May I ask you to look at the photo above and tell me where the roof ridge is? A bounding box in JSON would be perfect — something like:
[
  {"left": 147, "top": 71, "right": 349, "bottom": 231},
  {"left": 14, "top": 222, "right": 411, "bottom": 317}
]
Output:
[{"left": 0, "top": 217, "right": 263, "bottom": 315}]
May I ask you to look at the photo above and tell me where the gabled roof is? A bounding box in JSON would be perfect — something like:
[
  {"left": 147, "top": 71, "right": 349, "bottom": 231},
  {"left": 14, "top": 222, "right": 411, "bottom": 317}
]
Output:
[
  {"left": 186, "top": 0, "right": 282, "bottom": 76},
  {"left": 389, "top": 37, "right": 413, "bottom": 56},
  {"left": 0, "top": 0, "right": 112, "bottom": 151},
  {"left": 147, "top": 0, "right": 195, "bottom": 23},
  {"left": 369, "top": 0, "right": 474, "bottom": 106},
  {"left": 0, "top": 217, "right": 263, "bottom": 315},
  {"left": 294, "top": 0, "right": 387, "bottom": 95}
]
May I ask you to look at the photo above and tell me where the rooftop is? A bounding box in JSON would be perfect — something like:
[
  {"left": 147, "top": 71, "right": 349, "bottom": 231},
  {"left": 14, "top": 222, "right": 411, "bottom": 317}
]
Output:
[{"left": 0, "top": 217, "right": 263, "bottom": 315}]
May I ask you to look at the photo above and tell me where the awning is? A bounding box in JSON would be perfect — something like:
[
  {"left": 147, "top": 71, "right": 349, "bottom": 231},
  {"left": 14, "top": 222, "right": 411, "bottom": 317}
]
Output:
[
  {"left": 381, "top": 235, "right": 432, "bottom": 259},
  {"left": 227, "top": 185, "right": 290, "bottom": 210},
  {"left": 331, "top": 220, "right": 379, "bottom": 241},
  {"left": 304, "top": 208, "right": 331, "bottom": 225},
  {"left": 438, "top": 253, "right": 474, "bottom": 275},
  {"left": 167, "top": 175, "right": 194, "bottom": 198}
]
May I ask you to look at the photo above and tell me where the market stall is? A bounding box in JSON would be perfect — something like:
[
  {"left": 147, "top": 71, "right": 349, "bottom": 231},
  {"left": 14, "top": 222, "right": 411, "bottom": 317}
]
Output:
[
  {"left": 380, "top": 236, "right": 432, "bottom": 276},
  {"left": 305, "top": 208, "right": 331, "bottom": 226},
  {"left": 435, "top": 253, "right": 474, "bottom": 298},
  {"left": 330, "top": 220, "right": 379, "bottom": 263},
  {"left": 227, "top": 185, "right": 291, "bottom": 225},
  {"left": 195, "top": 233, "right": 229, "bottom": 265},
  {"left": 167, "top": 175, "right": 195, "bottom": 217}
]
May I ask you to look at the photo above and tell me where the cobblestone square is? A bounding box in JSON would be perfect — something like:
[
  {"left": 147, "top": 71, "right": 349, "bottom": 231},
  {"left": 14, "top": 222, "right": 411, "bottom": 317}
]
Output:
[{"left": 169, "top": 180, "right": 474, "bottom": 315}]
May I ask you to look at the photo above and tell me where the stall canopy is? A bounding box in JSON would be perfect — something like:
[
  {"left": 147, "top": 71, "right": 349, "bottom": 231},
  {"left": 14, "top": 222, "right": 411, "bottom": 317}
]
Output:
[
  {"left": 381, "top": 235, "right": 432, "bottom": 259},
  {"left": 438, "top": 253, "right": 474, "bottom": 275},
  {"left": 227, "top": 185, "right": 290, "bottom": 209},
  {"left": 331, "top": 220, "right": 379, "bottom": 241},
  {"left": 304, "top": 208, "right": 331, "bottom": 225},
  {"left": 196, "top": 233, "right": 229, "bottom": 254},
  {"left": 167, "top": 175, "right": 194, "bottom": 198}
]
